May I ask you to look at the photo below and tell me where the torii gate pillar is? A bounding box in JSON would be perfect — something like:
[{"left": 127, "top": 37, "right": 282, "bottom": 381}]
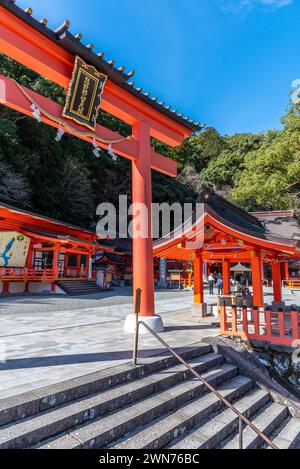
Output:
[{"left": 124, "top": 121, "right": 164, "bottom": 334}]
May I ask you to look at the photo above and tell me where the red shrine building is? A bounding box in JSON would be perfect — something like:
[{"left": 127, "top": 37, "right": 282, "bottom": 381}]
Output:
[
  {"left": 0, "top": 202, "right": 117, "bottom": 295},
  {"left": 154, "top": 189, "right": 300, "bottom": 311}
]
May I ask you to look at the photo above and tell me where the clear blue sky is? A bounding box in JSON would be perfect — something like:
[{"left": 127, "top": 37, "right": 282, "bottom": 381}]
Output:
[{"left": 17, "top": 0, "right": 300, "bottom": 135}]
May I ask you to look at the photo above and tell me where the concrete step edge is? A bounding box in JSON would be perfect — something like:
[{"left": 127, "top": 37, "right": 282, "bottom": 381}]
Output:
[
  {"left": 222, "top": 402, "right": 289, "bottom": 449},
  {"left": 0, "top": 343, "right": 212, "bottom": 427},
  {"left": 39, "top": 364, "right": 239, "bottom": 450},
  {"left": 170, "top": 388, "right": 270, "bottom": 450},
  {"left": 0, "top": 354, "right": 224, "bottom": 449},
  {"left": 113, "top": 375, "right": 255, "bottom": 450}
]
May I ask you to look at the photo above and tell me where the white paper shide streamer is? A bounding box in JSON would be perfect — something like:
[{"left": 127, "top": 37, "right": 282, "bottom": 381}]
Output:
[
  {"left": 31, "top": 103, "right": 42, "bottom": 123},
  {"left": 55, "top": 128, "right": 65, "bottom": 142},
  {"left": 107, "top": 143, "right": 118, "bottom": 161},
  {"left": 92, "top": 138, "right": 101, "bottom": 158}
]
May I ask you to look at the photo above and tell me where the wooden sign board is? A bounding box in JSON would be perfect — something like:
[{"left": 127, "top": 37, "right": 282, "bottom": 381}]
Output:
[{"left": 63, "top": 56, "right": 107, "bottom": 131}]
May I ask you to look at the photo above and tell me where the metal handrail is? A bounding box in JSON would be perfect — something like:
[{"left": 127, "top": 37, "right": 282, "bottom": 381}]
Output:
[{"left": 132, "top": 307, "right": 277, "bottom": 449}]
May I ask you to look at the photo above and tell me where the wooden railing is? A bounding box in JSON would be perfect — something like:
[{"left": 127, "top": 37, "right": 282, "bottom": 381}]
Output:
[
  {"left": 283, "top": 279, "right": 300, "bottom": 289},
  {"left": 65, "top": 268, "right": 88, "bottom": 279},
  {"left": 220, "top": 305, "right": 300, "bottom": 347},
  {"left": 0, "top": 268, "right": 56, "bottom": 281}
]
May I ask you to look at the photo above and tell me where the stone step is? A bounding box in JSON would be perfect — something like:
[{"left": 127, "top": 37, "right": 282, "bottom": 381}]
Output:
[
  {"left": 39, "top": 363, "right": 238, "bottom": 449},
  {"left": 0, "top": 353, "right": 223, "bottom": 449},
  {"left": 113, "top": 375, "right": 255, "bottom": 450},
  {"left": 222, "top": 402, "right": 289, "bottom": 449},
  {"left": 0, "top": 343, "right": 212, "bottom": 427},
  {"left": 170, "top": 388, "right": 270, "bottom": 450},
  {"left": 267, "top": 417, "right": 300, "bottom": 449},
  {"left": 56, "top": 280, "right": 103, "bottom": 295}
]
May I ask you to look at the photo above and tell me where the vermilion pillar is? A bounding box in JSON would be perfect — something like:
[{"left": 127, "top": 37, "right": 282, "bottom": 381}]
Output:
[
  {"left": 251, "top": 253, "right": 264, "bottom": 308},
  {"left": 131, "top": 120, "right": 155, "bottom": 318},
  {"left": 26, "top": 243, "right": 33, "bottom": 269},
  {"left": 272, "top": 261, "right": 282, "bottom": 303},
  {"left": 222, "top": 260, "right": 231, "bottom": 295},
  {"left": 52, "top": 245, "right": 59, "bottom": 279},
  {"left": 194, "top": 254, "right": 204, "bottom": 304},
  {"left": 281, "top": 262, "right": 290, "bottom": 281}
]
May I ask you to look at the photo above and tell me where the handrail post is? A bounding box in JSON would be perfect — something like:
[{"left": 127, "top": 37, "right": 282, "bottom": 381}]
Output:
[
  {"left": 133, "top": 288, "right": 142, "bottom": 366},
  {"left": 239, "top": 417, "right": 244, "bottom": 449}
]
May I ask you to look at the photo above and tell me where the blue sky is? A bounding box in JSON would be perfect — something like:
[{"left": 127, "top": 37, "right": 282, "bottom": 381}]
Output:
[{"left": 17, "top": 0, "right": 299, "bottom": 135}]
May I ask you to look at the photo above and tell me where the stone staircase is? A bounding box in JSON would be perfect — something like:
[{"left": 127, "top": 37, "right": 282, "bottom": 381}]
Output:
[
  {"left": 0, "top": 343, "right": 300, "bottom": 450},
  {"left": 56, "top": 280, "right": 103, "bottom": 296}
]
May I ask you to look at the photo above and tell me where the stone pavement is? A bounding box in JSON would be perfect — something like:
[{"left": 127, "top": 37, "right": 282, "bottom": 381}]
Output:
[
  {"left": 0, "top": 289, "right": 221, "bottom": 399},
  {"left": 0, "top": 287, "right": 299, "bottom": 399}
]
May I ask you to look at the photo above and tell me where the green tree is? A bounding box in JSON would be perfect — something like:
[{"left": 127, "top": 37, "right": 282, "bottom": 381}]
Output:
[{"left": 231, "top": 107, "right": 300, "bottom": 211}]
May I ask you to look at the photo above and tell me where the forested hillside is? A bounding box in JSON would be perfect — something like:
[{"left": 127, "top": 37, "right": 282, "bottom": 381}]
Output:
[{"left": 0, "top": 54, "right": 299, "bottom": 229}]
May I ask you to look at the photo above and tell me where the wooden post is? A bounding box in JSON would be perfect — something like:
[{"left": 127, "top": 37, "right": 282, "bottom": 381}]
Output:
[
  {"left": 194, "top": 253, "right": 204, "bottom": 304},
  {"left": 2, "top": 281, "right": 9, "bottom": 294},
  {"left": 231, "top": 305, "right": 238, "bottom": 334},
  {"left": 242, "top": 306, "right": 248, "bottom": 337},
  {"left": 251, "top": 253, "right": 264, "bottom": 308},
  {"left": 76, "top": 254, "right": 82, "bottom": 278},
  {"left": 253, "top": 307, "right": 260, "bottom": 337},
  {"left": 222, "top": 259, "right": 231, "bottom": 296},
  {"left": 281, "top": 262, "right": 290, "bottom": 281},
  {"left": 291, "top": 307, "right": 299, "bottom": 343},
  {"left": 52, "top": 245, "right": 59, "bottom": 280},
  {"left": 131, "top": 121, "right": 155, "bottom": 318},
  {"left": 271, "top": 261, "right": 282, "bottom": 303},
  {"left": 26, "top": 242, "right": 33, "bottom": 268}
]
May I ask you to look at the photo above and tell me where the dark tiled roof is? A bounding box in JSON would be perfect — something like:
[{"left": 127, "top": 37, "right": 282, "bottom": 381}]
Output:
[
  {"left": 1, "top": 0, "right": 203, "bottom": 132},
  {"left": 98, "top": 238, "right": 132, "bottom": 253},
  {"left": 252, "top": 211, "right": 300, "bottom": 240},
  {"left": 199, "top": 189, "right": 266, "bottom": 234}
]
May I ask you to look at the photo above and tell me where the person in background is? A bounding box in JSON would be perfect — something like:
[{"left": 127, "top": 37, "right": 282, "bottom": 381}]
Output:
[
  {"left": 217, "top": 274, "right": 223, "bottom": 295},
  {"left": 208, "top": 273, "right": 215, "bottom": 295},
  {"left": 239, "top": 274, "right": 247, "bottom": 295},
  {"left": 213, "top": 271, "right": 218, "bottom": 285}
]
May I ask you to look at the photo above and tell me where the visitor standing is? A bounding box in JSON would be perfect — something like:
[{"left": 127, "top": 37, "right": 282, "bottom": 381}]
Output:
[
  {"left": 217, "top": 274, "right": 223, "bottom": 295},
  {"left": 208, "top": 273, "right": 215, "bottom": 294}
]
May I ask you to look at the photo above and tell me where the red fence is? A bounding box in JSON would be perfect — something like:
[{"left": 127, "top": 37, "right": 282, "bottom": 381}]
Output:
[
  {"left": 0, "top": 268, "right": 56, "bottom": 281},
  {"left": 220, "top": 305, "right": 300, "bottom": 347},
  {"left": 283, "top": 280, "right": 300, "bottom": 289}
]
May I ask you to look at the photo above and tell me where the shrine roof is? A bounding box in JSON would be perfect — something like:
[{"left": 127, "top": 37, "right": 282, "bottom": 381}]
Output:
[
  {"left": 98, "top": 239, "right": 132, "bottom": 254},
  {"left": 97, "top": 252, "right": 126, "bottom": 265},
  {"left": 1, "top": 0, "right": 203, "bottom": 132},
  {"left": 198, "top": 189, "right": 266, "bottom": 235},
  {"left": 251, "top": 210, "right": 300, "bottom": 241},
  {"left": 0, "top": 202, "right": 96, "bottom": 237},
  {"left": 24, "top": 228, "right": 99, "bottom": 247},
  {"left": 153, "top": 188, "right": 300, "bottom": 259}
]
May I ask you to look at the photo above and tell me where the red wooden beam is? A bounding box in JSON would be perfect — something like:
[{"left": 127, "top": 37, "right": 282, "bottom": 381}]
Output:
[
  {"left": 0, "top": 6, "right": 191, "bottom": 147},
  {"left": 0, "top": 74, "right": 177, "bottom": 177}
]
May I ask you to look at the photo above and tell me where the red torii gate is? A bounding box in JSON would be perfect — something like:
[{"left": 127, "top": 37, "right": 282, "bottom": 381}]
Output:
[{"left": 0, "top": 0, "right": 202, "bottom": 331}]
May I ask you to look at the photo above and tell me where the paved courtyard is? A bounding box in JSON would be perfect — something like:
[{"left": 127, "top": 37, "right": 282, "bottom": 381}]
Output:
[{"left": 0, "top": 287, "right": 299, "bottom": 399}]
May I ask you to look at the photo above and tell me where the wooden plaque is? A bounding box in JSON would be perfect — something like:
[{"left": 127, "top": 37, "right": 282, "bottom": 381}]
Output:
[{"left": 63, "top": 56, "right": 107, "bottom": 131}]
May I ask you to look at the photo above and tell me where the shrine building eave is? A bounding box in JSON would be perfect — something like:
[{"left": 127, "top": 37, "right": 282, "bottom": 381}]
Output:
[{"left": 153, "top": 189, "right": 300, "bottom": 261}]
